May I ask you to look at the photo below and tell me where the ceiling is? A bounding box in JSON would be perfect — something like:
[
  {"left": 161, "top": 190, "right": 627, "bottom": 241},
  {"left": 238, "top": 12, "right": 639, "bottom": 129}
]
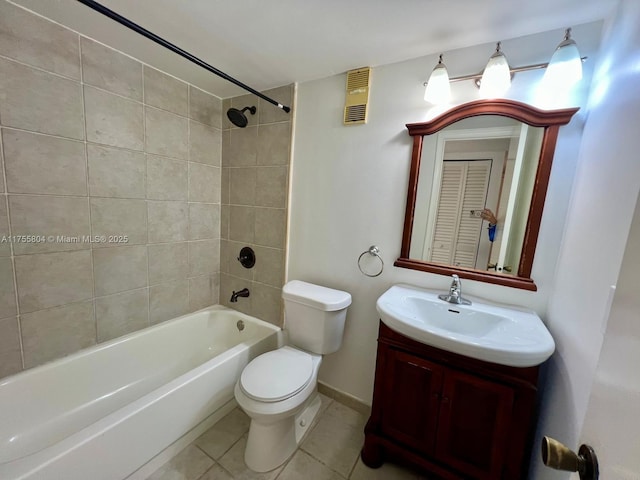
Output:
[{"left": 12, "top": 0, "right": 618, "bottom": 98}]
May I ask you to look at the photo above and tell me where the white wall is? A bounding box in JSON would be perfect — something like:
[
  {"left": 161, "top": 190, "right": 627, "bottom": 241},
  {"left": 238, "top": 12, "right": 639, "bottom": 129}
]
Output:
[
  {"left": 288, "top": 23, "right": 602, "bottom": 403},
  {"left": 531, "top": 0, "right": 640, "bottom": 478}
]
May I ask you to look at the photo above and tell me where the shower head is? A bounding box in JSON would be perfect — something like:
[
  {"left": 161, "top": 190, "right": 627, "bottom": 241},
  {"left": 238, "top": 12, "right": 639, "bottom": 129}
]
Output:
[{"left": 227, "top": 106, "right": 256, "bottom": 128}]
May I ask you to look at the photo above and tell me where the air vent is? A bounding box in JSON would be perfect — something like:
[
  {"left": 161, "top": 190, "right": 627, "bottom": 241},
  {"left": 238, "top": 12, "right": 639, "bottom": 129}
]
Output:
[{"left": 343, "top": 67, "right": 371, "bottom": 125}]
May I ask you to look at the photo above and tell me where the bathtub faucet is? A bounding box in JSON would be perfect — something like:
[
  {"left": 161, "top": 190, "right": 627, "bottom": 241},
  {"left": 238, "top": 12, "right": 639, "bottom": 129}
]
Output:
[{"left": 230, "top": 288, "right": 250, "bottom": 303}]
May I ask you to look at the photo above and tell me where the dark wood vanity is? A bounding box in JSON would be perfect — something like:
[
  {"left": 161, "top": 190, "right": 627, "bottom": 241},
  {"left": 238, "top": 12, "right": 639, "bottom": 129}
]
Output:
[{"left": 362, "top": 322, "right": 540, "bottom": 479}]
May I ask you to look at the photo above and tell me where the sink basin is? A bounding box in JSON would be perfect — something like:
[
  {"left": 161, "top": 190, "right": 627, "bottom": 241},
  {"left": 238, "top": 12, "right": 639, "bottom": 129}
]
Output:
[{"left": 376, "top": 284, "right": 555, "bottom": 367}]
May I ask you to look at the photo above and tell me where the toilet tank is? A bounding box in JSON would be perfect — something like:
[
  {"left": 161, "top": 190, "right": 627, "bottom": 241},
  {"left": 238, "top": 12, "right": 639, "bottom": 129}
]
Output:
[{"left": 282, "top": 280, "right": 352, "bottom": 354}]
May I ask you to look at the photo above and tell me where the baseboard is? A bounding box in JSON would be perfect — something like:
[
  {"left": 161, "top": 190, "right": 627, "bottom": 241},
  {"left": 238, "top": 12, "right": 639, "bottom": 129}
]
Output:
[{"left": 317, "top": 381, "right": 371, "bottom": 418}]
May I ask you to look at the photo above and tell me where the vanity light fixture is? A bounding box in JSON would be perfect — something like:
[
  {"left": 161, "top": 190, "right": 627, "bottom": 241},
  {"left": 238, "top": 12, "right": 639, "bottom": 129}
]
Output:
[
  {"left": 479, "top": 42, "right": 512, "bottom": 98},
  {"left": 423, "top": 28, "right": 585, "bottom": 100},
  {"left": 424, "top": 54, "right": 451, "bottom": 104},
  {"left": 542, "top": 28, "right": 583, "bottom": 89}
]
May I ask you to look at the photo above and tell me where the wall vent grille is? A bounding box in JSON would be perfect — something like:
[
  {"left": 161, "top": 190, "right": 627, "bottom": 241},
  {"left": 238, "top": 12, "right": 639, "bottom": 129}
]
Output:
[{"left": 343, "top": 67, "right": 371, "bottom": 125}]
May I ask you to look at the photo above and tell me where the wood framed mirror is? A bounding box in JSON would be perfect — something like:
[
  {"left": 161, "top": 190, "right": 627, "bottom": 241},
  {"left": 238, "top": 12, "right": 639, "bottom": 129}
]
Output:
[{"left": 395, "top": 99, "right": 578, "bottom": 290}]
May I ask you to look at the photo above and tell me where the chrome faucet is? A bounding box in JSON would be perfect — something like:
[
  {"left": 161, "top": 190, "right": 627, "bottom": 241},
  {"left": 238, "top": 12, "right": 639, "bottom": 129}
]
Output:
[
  {"left": 230, "top": 288, "right": 250, "bottom": 303},
  {"left": 438, "top": 275, "right": 472, "bottom": 305}
]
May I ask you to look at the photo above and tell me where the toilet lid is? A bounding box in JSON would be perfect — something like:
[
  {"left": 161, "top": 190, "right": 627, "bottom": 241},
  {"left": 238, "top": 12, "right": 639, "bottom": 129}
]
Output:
[{"left": 240, "top": 347, "right": 313, "bottom": 403}]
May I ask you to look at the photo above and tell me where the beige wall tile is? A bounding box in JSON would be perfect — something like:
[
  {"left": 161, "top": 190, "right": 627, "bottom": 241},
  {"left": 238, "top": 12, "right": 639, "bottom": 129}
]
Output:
[
  {"left": 0, "top": 316, "right": 22, "bottom": 378},
  {"left": 189, "top": 275, "right": 214, "bottom": 311},
  {"left": 0, "top": 1, "right": 80, "bottom": 79},
  {"left": 0, "top": 198, "right": 11, "bottom": 257},
  {"left": 84, "top": 86, "right": 143, "bottom": 150},
  {"left": 228, "top": 206, "right": 255, "bottom": 243},
  {"left": 0, "top": 58, "right": 84, "bottom": 139},
  {"left": 254, "top": 207, "right": 286, "bottom": 248},
  {"left": 20, "top": 301, "right": 95, "bottom": 368},
  {"left": 9, "top": 195, "right": 90, "bottom": 254},
  {"left": 145, "top": 107, "right": 188, "bottom": 159},
  {"left": 230, "top": 95, "right": 259, "bottom": 128},
  {"left": 148, "top": 242, "right": 188, "bottom": 285},
  {"left": 92, "top": 245, "right": 148, "bottom": 296},
  {"left": 143, "top": 66, "right": 188, "bottom": 116},
  {"left": 188, "top": 163, "right": 220, "bottom": 203},
  {"left": 87, "top": 144, "right": 146, "bottom": 198},
  {"left": 149, "top": 279, "right": 189, "bottom": 325},
  {"left": 148, "top": 201, "right": 188, "bottom": 243},
  {"left": 96, "top": 289, "right": 149, "bottom": 342},
  {"left": 189, "top": 121, "right": 221, "bottom": 166},
  {"left": 188, "top": 239, "right": 220, "bottom": 277},
  {"left": 90, "top": 198, "right": 147, "bottom": 246},
  {"left": 259, "top": 85, "right": 293, "bottom": 125},
  {"left": 220, "top": 205, "right": 230, "bottom": 240},
  {"left": 250, "top": 283, "right": 282, "bottom": 326},
  {"left": 81, "top": 37, "right": 142, "bottom": 101},
  {"left": 220, "top": 167, "right": 230, "bottom": 206},
  {"left": 0, "top": 257, "right": 17, "bottom": 319},
  {"left": 15, "top": 250, "right": 93, "bottom": 313},
  {"left": 256, "top": 122, "right": 291, "bottom": 166},
  {"left": 211, "top": 272, "right": 221, "bottom": 305},
  {"left": 229, "top": 167, "right": 256, "bottom": 206},
  {"left": 189, "top": 86, "right": 222, "bottom": 128},
  {"left": 226, "top": 127, "right": 257, "bottom": 166},
  {"left": 219, "top": 274, "right": 252, "bottom": 315},
  {"left": 222, "top": 98, "right": 232, "bottom": 130},
  {"left": 3, "top": 129, "right": 87, "bottom": 195},
  {"left": 255, "top": 166, "right": 288, "bottom": 208},
  {"left": 146, "top": 155, "right": 188, "bottom": 201},
  {"left": 253, "top": 246, "right": 284, "bottom": 287},
  {"left": 219, "top": 240, "right": 229, "bottom": 274},
  {"left": 189, "top": 203, "right": 220, "bottom": 240}
]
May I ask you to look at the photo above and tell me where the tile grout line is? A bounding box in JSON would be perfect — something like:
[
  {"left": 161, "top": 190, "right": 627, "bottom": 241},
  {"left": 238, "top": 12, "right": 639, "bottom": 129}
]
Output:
[
  {"left": 78, "top": 32, "right": 99, "bottom": 346},
  {"left": 142, "top": 61, "right": 152, "bottom": 329},
  {"left": 186, "top": 85, "right": 192, "bottom": 310},
  {"left": 0, "top": 125, "right": 25, "bottom": 370}
]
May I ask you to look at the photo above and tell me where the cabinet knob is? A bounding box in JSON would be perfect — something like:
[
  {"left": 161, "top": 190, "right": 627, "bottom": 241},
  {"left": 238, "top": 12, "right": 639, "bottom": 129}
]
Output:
[{"left": 441, "top": 396, "right": 450, "bottom": 404}]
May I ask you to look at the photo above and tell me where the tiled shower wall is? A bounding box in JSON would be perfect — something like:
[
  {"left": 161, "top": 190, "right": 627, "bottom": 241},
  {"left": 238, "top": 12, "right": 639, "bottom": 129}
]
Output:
[
  {"left": 219, "top": 86, "right": 293, "bottom": 326},
  {"left": 0, "top": 1, "right": 222, "bottom": 379}
]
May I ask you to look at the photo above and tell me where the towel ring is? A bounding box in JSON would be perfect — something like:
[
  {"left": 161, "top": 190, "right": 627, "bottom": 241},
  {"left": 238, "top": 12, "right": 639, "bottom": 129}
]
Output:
[{"left": 358, "top": 245, "right": 384, "bottom": 277}]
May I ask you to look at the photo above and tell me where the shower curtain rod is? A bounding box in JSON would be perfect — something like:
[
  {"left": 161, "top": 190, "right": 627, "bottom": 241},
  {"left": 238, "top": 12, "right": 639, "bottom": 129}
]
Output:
[{"left": 76, "top": 0, "right": 291, "bottom": 113}]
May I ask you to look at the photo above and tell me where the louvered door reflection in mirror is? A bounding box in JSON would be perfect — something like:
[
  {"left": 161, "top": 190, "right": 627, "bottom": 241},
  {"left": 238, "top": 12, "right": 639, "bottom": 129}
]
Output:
[{"left": 395, "top": 100, "right": 578, "bottom": 290}]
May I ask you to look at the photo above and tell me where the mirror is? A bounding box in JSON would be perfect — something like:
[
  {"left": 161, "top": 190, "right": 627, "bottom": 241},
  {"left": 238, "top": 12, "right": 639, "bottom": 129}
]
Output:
[{"left": 396, "top": 100, "right": 578, "bottom": 290}]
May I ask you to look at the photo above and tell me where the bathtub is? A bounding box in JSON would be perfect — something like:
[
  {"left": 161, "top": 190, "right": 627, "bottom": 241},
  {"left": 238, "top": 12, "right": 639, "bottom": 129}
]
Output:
[{"left": 0, "top": 305, "right": 281, "bottom": 480}]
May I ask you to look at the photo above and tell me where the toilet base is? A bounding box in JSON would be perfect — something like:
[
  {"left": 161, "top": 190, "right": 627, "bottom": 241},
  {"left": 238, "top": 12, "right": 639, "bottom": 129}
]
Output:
[{"left": 244, "top": 393, "right": 322, "bottom": 472}]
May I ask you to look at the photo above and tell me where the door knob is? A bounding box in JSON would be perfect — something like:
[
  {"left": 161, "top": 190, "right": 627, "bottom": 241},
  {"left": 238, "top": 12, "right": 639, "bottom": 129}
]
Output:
[{"left": 541, "top": 436, "right": 598, "bottom": 480}]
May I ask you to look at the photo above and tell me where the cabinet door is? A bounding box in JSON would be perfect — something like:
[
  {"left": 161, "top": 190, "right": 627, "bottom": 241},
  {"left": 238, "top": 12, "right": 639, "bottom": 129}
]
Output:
[
  {"left": 435, "top": 369, "right": 515, "bottom": 479},
  {"left": 380, "top": 348, "right": 444, "bottom": 455}
]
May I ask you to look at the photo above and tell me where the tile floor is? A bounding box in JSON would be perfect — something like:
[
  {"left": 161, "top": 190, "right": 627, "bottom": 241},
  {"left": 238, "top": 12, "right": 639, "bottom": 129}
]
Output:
[{"left": 145, "top": 394, "right": 428, "bottom": 480}]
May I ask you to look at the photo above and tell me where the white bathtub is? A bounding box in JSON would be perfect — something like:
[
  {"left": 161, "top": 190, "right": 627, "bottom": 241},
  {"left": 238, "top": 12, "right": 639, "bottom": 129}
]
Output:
[{"left": 0, "top": 305, "right": 281, "bottom": 480}]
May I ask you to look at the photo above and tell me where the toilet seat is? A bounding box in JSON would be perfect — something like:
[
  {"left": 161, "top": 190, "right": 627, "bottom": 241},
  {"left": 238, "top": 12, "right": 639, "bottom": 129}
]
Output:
[{"left": 240, "top": 347, "right": 313, "bottom": 403}]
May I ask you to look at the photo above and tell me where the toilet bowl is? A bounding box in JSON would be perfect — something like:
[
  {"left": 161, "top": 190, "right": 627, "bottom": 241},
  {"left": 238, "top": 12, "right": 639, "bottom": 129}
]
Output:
[
  {"left": 234, "top": 346, "right": 322, "bottom": 472},
  {"left": 233, "top": 280, "right": 351, "bottom": 472}
]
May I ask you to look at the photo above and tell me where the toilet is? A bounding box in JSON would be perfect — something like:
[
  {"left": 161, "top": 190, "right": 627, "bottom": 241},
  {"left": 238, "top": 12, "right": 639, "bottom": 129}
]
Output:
[{"left": 234, "top": 280, "right": 352, "bottom": 472}]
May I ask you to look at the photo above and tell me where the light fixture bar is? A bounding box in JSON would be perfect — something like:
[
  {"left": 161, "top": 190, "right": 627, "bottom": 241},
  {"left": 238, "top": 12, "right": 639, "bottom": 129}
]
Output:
[{"left": 438, "top": 57, "right": 586, "bottom": 84}]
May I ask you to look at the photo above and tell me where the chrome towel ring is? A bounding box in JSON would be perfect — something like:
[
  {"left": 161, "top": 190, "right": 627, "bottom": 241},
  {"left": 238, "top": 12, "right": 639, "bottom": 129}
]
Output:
[{"left": 358, "top": 245, "right": 384, "bottom": 277}]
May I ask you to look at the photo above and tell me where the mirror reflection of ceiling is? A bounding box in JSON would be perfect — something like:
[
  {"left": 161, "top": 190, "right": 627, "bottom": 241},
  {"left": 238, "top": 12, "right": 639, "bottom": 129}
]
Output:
[{"left": 12, "top": 0, "right": 616, "bottom": 98}]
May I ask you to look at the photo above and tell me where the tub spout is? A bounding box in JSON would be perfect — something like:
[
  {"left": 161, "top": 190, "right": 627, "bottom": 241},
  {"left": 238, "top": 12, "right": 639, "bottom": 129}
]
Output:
[{"left": 230, "top": 288, "right": 250, "bottom": 303}]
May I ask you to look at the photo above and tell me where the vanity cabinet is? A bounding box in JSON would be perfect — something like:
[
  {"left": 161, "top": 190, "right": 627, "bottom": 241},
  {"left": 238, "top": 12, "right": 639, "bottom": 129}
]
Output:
[{"left": 363, "top": 322, "right": 540, "bottom": 480}]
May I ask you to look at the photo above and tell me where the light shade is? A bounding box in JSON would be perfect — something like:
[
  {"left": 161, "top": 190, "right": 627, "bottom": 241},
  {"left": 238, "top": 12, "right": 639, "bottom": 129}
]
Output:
[
  {"left": 424, "top": 54, "right": 451, "bottom": 104},
  {"left": 479, "top": 42, "right": 511, "bottom": 98},
  {"left": 542, "top": 28, "right": 583, "bottom": 89}
]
